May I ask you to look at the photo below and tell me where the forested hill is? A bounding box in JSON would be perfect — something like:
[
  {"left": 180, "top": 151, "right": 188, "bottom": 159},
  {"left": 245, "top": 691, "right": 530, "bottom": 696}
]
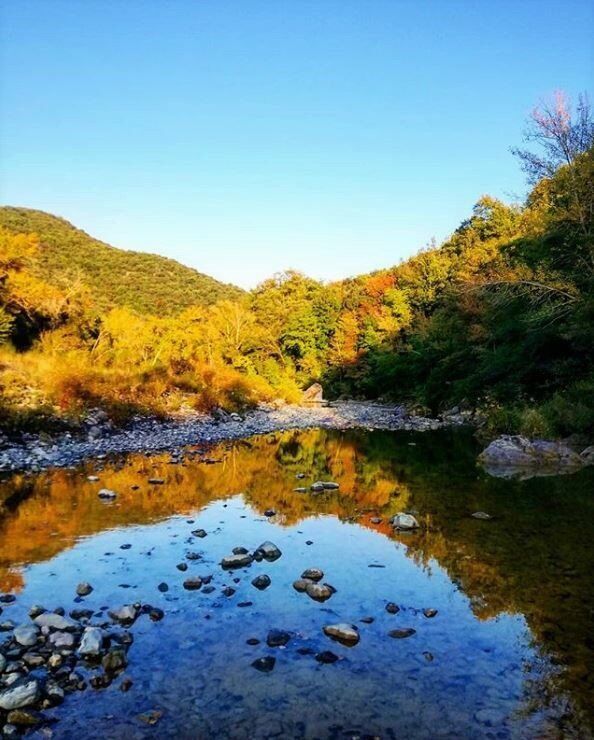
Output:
[{"left": 0, "top": 207, "right": 244, "bottom": 315}]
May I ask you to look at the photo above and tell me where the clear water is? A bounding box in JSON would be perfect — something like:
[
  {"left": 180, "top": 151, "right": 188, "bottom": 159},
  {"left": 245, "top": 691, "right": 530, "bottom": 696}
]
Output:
[{"left": 1, "top": 428, "right": 593, "bottom": 739}]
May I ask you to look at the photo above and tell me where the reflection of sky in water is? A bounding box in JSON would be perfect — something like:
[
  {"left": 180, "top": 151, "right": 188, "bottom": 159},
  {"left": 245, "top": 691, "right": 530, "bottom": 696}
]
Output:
[{"left": 1, "top": 429, "right": 593, "bottom": 738}]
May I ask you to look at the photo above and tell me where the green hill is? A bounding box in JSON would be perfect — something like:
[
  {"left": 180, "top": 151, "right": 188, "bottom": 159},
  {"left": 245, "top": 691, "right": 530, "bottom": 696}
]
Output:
[{"left": 0, "top": 207, "right": 244, "bottom": 315}]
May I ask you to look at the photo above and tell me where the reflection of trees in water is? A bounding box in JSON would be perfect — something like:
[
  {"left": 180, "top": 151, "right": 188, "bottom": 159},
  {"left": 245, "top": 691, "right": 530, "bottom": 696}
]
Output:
[{"left": 1, "top": 428, "right": 593, "bottom": 734}]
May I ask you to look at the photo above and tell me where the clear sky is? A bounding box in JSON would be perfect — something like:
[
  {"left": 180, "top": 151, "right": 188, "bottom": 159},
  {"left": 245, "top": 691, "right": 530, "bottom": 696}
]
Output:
[{"left": 0, "top": 0, "right": 592, "bottom": 288}]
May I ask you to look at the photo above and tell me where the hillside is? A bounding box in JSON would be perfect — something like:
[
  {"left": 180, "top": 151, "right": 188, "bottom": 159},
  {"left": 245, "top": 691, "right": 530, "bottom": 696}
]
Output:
[{"left": 0, "top": 207, "right": 243, "bottom": 315}]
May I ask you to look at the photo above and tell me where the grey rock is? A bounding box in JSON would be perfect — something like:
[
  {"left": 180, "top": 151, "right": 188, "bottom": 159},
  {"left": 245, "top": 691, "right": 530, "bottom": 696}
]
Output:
[
  {"left": 0, "top": 677, "right": 41, "bottom": 710},
  {"left": 34, "top": 613, "right": 77, "bottom": 631},
  {"left": 13, "top": 624, "right": 39, "bottom": 648},
  {"left": 478, "top": 435, "right": 584, "bottom": 478},
  {"left": 78, "top": 627, "right": 105, "bottom": 657},
  {"left": 49, "top": 631, "right": 76, "bottom": 650}
]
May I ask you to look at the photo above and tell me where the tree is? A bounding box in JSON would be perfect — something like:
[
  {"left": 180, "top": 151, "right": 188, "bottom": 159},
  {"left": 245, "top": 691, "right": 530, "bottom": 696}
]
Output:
[{"left": 511, "top": 91, "right": 594, "bottom": 183}]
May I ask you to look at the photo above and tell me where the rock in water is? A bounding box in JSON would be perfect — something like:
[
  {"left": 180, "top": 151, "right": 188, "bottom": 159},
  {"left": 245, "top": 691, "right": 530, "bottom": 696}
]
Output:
[
  {"left": 305, "top": 582, "right": 335, "bottom": 602},
  {"left": 478, "top": 435, "right": 584, "bottom": 477},
  {"left": 78, "top": 627, "right": 105, "bottom": 657},
  {"left": 221, "top": 553, "right": 253, "bottom": 569},
  {"left": 108, "top": 605, "right": 139, "bottom": 625},
  {"left": 316, "top": 651, "right": 339, "bottom": 664},
  {"left": 254, "top": 541, "right": 282, "bottom": 561},
  {"left": 301, "top": 568, "right": 324, "bottom": 581},
  {"left": 0, "top": 678, "right": 41, "bottom": 711},
  {"left": 266, "top": 629, "right": 291, "bottom": 647},
  {"left": 183, "top": 577, "right": 202, "bottom": 591},
  {"left": 389, "top": 628, "right": 416, "bottom": 639},
  {"left": 251, "top": 657, "right": 276, "bottom": 673},
  {"left": 251, "top": 574, "right": 271, "bottom": 590},
  {"left": 323, "top": 623, "right": 360, "bottom": 646},
  {"left": 392, "top": 512, "right": 420, "bottom": 530},
  {"left": 102, "top": 648, "right": 128, "bottom": 673},
  {"left": 76, "top": 582, "right": 93, "bottom": 596},
  {"left": 292, "top": 578, "right": 312, "bottom": 592}
]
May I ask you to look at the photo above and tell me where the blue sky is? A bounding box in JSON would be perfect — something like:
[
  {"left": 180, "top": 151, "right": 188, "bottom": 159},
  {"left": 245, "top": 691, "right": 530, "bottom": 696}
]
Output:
[{"left": 0, "top": 0, "right": 592, "bottom": 288}]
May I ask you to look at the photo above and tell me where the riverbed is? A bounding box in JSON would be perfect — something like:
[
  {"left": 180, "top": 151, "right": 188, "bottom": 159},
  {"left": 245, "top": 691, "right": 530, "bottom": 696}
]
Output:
[{"left": 1, "top": 428, "right": 593, "bottom": 738}]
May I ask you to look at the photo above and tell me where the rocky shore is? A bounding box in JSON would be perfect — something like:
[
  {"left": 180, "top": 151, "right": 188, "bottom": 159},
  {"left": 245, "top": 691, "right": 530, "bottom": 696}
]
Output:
[{"left": 0, "top": 402, "right": 455, "bottom": 474}]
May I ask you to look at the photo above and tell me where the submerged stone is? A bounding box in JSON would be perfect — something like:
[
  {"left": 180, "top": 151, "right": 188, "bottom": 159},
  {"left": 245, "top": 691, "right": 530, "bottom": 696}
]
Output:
[{"left": 251, "top": 656, "right": 276, "bottom": 673}]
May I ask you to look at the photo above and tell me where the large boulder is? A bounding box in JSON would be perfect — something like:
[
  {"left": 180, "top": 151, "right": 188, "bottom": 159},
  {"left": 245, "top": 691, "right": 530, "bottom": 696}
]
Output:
[
  {"left": 478, "top": 435, "right": 584, "bottom": 478},
  {"left": 302, "top": 383, "right": 324, "bottom": 404}
]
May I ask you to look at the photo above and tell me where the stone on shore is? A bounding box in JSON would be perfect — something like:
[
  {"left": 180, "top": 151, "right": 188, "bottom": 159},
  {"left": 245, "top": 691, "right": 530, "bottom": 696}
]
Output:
[
  {"left": 78, "top": 627, "right": 105, "bottom": 657},
  {"left": 34, "top": 613, "right": 77, "bottom": 631},
  {"left": 0, "top": 678, "right": 41, "bottom": 711}
]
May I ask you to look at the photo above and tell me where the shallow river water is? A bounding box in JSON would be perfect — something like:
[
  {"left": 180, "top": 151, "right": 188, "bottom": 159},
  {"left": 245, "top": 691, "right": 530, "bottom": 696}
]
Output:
[{"left": 0, "top": 428, "right": 593, "bottom": 739}]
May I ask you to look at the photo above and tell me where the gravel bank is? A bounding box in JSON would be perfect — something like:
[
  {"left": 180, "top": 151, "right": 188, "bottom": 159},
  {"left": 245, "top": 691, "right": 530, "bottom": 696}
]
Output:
[{"left": 0, "top": 402, "right": 450, "bottom": 473}]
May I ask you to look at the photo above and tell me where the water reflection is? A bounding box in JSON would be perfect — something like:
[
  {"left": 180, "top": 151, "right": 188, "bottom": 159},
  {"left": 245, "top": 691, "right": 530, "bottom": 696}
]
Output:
[{"left": 1, "top": 428, "right": 593, "bottom": 738}]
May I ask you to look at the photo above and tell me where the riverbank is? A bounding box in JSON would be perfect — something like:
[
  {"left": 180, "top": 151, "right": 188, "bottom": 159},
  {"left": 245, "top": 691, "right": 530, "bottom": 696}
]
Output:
[{"left": 0, "top": 402, "right": 456, "bottom": 473}]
